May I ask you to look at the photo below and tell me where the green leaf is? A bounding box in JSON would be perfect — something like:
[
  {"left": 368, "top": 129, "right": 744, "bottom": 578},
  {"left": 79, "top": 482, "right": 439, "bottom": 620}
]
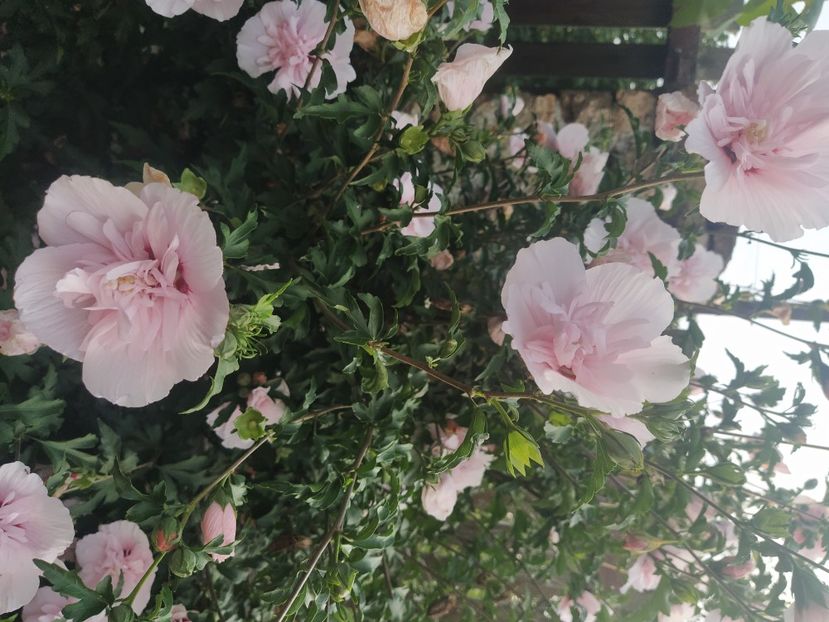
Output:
[
  {"left": 492, "top": 0, "right": 511, "bottom": 45},
  {"left": 220, "top": 210, "right": 259, "bottom": 260},
  {"left": 703, "top": 463, "right": 746, "bottom": 486},
  {"left": 750, "top": 507, "right": 791, "bottom": 537},
  {"left": 174, "top": 168, "right": 207, "bottom": 199},
  {"left": 602, "top": 428, "right": 644, "bottom": 472},
  {"left": 33, "top": 561, "right": 109, "bottom": 621},
  {"left": 361, "top": 350, "right": 389, "bottom": 394},
  {"left": 181, "top": 355, "right": 239, "bottom": 414},
  {"left": 399, "top": 125, "right": 429, "bottom": 155},
  {"left": 235, "top": 407, "right": 266, "bottom": 441},
  {"left": 503, "top": 428, "right": 543, "bottom": 477},
  {"left": 579, "top": 442, "right": 613, "bottom": 505}
]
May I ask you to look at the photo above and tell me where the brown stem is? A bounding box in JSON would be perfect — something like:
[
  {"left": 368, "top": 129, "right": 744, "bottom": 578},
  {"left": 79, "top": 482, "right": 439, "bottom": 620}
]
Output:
[
  {"left": 122, "top": 436, "right": 272, "bottom": 608},
  {"left": 707, "top": 428, "right": 829, "bottom": 453},
  {"left": 427, "top": 0, "right": 449, "bottom": 18},
  {"left": 607, "top": 476, "right": 769, "bottom": 622},
  {"left": 332, "top": 55, "right": 415, "bottom": 205},
  {"left": 292, "top": 404, "right": 353, "bottom": 424},
  {"left": 274, "top": 427, "right": 374, "bottom": 622},
  {"left": 709, "top": 230, "right": 829, "bottom": 261},
  {"left": 363, "top": 172, "right": 705, "bottom": 233},
  {"left": 647, "top": 460, "right": 829, "bottom": 575},
  {"left": 299, "top": 1, "right": 340, "bottom": 98},
  {"left": 685, "top": 302, "right": 829, "bottom": 349}
]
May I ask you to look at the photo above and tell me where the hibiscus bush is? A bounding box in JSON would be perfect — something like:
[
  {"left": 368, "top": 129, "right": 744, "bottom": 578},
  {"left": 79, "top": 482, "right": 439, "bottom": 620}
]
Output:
[{"left": 4, "top": 1, "right": 829, "bottom": 621}]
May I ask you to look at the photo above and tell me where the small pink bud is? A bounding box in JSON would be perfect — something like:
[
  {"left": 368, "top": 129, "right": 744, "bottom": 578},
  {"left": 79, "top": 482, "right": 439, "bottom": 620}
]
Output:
[
  {"left": 487, "top": 317, "right": 505, "bottom": 346},
  {"left": 200, "top": 502, "right": 237, "bottom": 562},
  {"left": 152, "top": 519, "right": 179, "bottom": 553},
  {"left": 622, "top": 534, "right": 651, "bottom": 554},
  {"left": 171, "top": 604, "right": 192, "bottom": 622},
  {"left": 720, "top": 556, "right": 755, "bottom": 580},
  {"left": 430, "top": 250, "right": 455, "bottom": 271}
]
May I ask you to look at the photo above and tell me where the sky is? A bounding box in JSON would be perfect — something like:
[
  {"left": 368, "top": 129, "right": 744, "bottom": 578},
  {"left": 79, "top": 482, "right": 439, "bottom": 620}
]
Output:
[{"left": 694, "top": 4, "right": 829, "bottom": 496}]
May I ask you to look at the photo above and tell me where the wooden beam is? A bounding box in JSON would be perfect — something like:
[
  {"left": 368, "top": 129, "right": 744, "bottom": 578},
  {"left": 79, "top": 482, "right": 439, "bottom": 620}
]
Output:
[
  {"left": 506, "top": 0, "right": 673, "bottom": 27},
  {"left": 663, "top": 26, "right": 701, "bottom": 90},
  {"left": 499, "top": 42, "right": 668, "bottom": 79}
]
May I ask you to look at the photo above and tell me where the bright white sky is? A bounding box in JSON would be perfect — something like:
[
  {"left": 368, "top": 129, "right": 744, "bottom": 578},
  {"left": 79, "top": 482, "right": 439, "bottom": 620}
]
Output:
[{"left": 694, "top": 4, "right": 829, "bottom": 495}]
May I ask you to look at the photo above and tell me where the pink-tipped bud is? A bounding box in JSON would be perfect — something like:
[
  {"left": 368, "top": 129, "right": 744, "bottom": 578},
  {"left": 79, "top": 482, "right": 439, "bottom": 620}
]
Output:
[
  {"left": 171, "top": 604, "right": 192, "bottom": 622},
  {"left": 720, "top": 556, "right": 755, "bottom": 580},
  {"left": 152, "top": 518, "right": 179, "bottom": 553},
  {"left": 200, "top": 502, "right": 237, "bottom": 562},
  {"left": 622, "top": 534, "right": 651, "bottom": 554}
]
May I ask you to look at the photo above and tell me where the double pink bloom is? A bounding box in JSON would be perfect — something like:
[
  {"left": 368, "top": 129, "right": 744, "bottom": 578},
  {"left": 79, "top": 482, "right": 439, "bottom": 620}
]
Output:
[
  {"left": 686, "top": 18, "right": 829, "bottom": 242},
  {"left": 236, "top": 0, "right": 356, "bottom": 100},
  {"left": 584, "top": 197, "right": 724, "bottom": 304},
  {"left": 14, "top": 175, "right": 229, "bottom": 407},
  {"left": 501, "top": 238, "right": 689, "bottom": 418}
]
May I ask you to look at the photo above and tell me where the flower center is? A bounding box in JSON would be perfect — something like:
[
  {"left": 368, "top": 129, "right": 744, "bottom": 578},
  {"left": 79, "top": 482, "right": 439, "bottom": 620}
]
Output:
[
  {"left": 744, "top": 120, "right": 768, "bottom": 145},
  {"left": 0, "top": 492, "right": 28, "bottom": 545},
  {"left": 521, "top": 287, "right": 615, "bottom": 380}
]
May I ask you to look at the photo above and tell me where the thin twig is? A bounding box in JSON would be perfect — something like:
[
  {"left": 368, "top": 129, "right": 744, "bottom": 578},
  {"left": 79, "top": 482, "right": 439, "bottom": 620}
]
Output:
[
  {"left": 332, "top": 55, "right": 415, "bottom": 205},
  {"left": 291, "top": 404, "right": 353, "bottom": 424},
  {"left": 706, "top": 427, "right": 829, "bottom": 452},
  {"left": 607, "top": 475, "right": 770, "bottom": 622},
  {"left": 709, "top": 230, "right": 829, "bottom": 260},
  {"left": 647, "top": 460, "right": 829, "bottom": 575},
  {"left": 122, "top": 436, "right": 272, "bottom": 608},
  {"left": 274, "top": 427, "right": 374, "bottom": 622},
  {"left": 362, "top": 172, "right": 705, "bottom": 233},
  {"left": 299, "top": 1, "right": 340, "bottom": 99}
]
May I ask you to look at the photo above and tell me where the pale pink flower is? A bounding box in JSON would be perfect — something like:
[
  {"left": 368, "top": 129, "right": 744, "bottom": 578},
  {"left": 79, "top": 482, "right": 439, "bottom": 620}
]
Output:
[
  {"left": 0, "top": 462, "right": 74, "bottom": 615},
  {"left": 685, "top": 17, "right": 829, "bottom": 242},
  {"left": 432, "top": 44, "right": 512, "bottom": 111},
  {"left": 500, "top": 93, "right": 525, "bottom": 118},
  {"left": 21, "top": 587, "right": 82, "bottom": 622},
  {"left": 201, "top": 502, "right": 237, "bottom": 562},
  {"left": 421, "top": 423, "right": 494, "bottom": 521},
  {"left": 446, "top": 0, "right": 494, "bottom": 33},
  {"left": 706, "top": 611, "right": 744, "bottom": 622},
  {"left": 658, "top": 184, "right": 678, "bottom": 211},
  {"left": 548, "top": 528, "right": 560, "bottom": 546},
  {"left": 720, "top": 556, "right": 755, "bottom": 580},
  {"left": 557, "top": 592, "right": 602, "bottom": 622},
  {"left": 585, "top": 198, "right": 722, "bottom": 303},
  {"left": 207, "top": 381, "right": 289, "bottom": 450},
  {"left": 785, "top": 602, "right": 829, "bottom": 622},
  {"left": 536, "top": 122, "right": 608, "bottom": 197},
  {"left": 75, "top": 521, "right": 155, "bottom": 614},
  {"left": 421, "top": 482, "right": 458, "bottom": 521},
  {"left": 506, "top": 132, "right": 530, "bottom": 169},
  {"left": 236, "top": 0, "right": 356, "bottom": 100},
  {"left": 430, "top": 250, "right": 454, "bottom": 271},
  {"left": 659, "top": 603, "right": 696, "bottom": 622},
  {"left": 359, "top": 0, "right": 427, "bottom": 42},
  {"left": 598, "top": 414, "right": 655, "bottom": 446},
  {"left": 145, "top": 0, "right": 243, "bottom": 20},
  {"left": 621, "top": 554, "right": 660, "bottom": 593},
  {"left": 584, "top": 197, "right": 680, "bottom": 275},
  {"left": 171, "top": 604, "right": 192, "bottom": 622},
  {"left": 394, "top": 172, "right": 443, "bottom": 238},
  {"left": 14, "top": 175, "right": 229, "bottom": 408},
  {"left": 501, "top": 238, "right": 689, "bottom": 416},
  {"left": 655, "top": 91, "right": 699, "bottom": 142},
  {"left": 0, "top": 309, "right": 40, "bottom": 356},
  {"left": 391, "top": 110, "right": 419, "bottom": 129},
  {"left": 668, "top": 244, "right": 724, "bottom": 303},
  {"left": 791, "top": 496, "right": 829, "bottom": 561},
  {"left": 487, "top": 317, "right": 505, "bottom": 346}
]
